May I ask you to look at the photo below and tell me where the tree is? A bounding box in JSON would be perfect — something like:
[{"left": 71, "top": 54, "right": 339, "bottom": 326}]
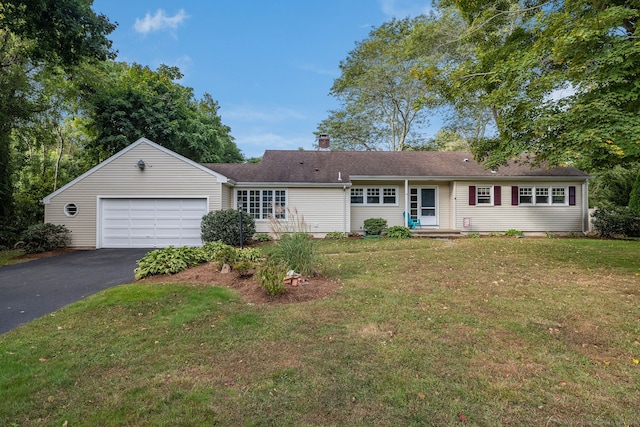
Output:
[
  {"left": 0, "top": 0, "right": 115, "bottom": 241},
  {"left": 317, "top": 16, "right": 443, "bottom": 151},
  {"left": 630, "top": 170, "right": 640, "bottom": 214},
  {"left": 81, "top": 62, "right": 242, "bottom": 164},
  {"left": 439, "top": 0, "right": 640, "bottom": 170}
]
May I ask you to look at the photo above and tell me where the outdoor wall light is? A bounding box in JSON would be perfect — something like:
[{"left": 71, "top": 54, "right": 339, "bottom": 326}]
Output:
[{"left": 137, "top": 159, "right": 145, "bottom": 171}]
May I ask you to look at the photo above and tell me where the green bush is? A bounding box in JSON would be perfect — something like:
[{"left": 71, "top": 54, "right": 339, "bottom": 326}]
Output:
[
  {"left": 467, "top": 232, "right": 481, "bottom": 238},
  {"left": 385, "top": 226, "right": 411, "bottom": 239},
  {"left": 629, "top": 170, "right": 640, "bottom": 214},
  {"left": 18, "top": 223, "right": 71, "bottom": 254},
  {"left": 233, "top": 261, "right": 257, "bottom": 278},
  {"left": 325, "top": 231, "right": 348, "bottom": 240},
  {"left": 254, "top": 233, "right": 272, "bottom": 242},
  {"left": 504, "top": 229, "right": 524, "bottom": 237},
  {"left": 201, "top": 209, "right": 256, "bottom": 246},
  {"left": 258, "top": 257, "right": 288, "bottom": 296},
  {"left": 236, "top": 247, "right": 263, "bottom": 262},
  {"left": 363, "top": 218, "right": 387, "bottom": 235},
  {"left": 134, "top": 246, "right": 203, "bottom": 280},
  {"left": 271, "top": 232, "right": 317, "bottom": 276},
  {"left": 592, "top": 206, "right": 640, "bottom": 238}
]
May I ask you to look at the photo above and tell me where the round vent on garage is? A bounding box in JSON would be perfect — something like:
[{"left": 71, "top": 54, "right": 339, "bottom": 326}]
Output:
[{"left": 64, "top": 203, "right": 78, "bottom": 217}]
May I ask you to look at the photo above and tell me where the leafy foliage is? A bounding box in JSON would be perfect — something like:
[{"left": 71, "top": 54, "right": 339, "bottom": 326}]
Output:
[
  {"left": 504, "top": 229, "right": 524, "bottom": 237},
  {"left": 270, "top": 233, "right": 317, "bottom": 277},
  {"left": 629, "top": 170, "right": 640, "bottom": 214},
  {"left": 363, "top": 218, "right": 388, "bottom": 236},
  {"left": 591, "top": 207, "right": 640, "bottom": 238},
  {"left": 201, "top": 209, "right": 256, "bottom": 247},
  {"left": 385, "top": 226, "right": 412, "bottom": 239},
  {"left": 258, "top": 257, "right": 288, "bottom": 296},
  {"left": 590, "top": 164, "right": 640, "bottom": 207},
  {"left": 82, "top": 63, "right": 242, "bottom": 164},
  {"left": 18, "top": 223, "right": 71, "bottom": 254},
  {"left": 253, "top": 233, "right": 272, "bottom": 242},
  {"left": 325, "top": 231, "right": 348, "bottom": 240}
]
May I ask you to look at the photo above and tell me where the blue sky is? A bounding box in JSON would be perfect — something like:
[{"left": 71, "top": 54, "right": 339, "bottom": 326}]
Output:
[{"left": 91, "top": 1, "right": 433, "bottom": 159}]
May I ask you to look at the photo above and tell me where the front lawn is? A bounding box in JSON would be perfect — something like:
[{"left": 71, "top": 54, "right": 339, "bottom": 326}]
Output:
[{"left": 1, "top": 238, "right": 639, "bottom": 426}]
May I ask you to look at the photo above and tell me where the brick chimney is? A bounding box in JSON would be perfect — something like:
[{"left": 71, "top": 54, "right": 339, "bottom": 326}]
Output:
[{"left": 318, "top": 134, "right": 330, "bottom": 150}]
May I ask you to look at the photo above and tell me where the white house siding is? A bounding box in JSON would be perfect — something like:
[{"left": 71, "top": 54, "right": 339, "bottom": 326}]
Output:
[
  {"left": 250, "top": 187, "right": 349, "bottom": 236},
  {"left": 220, "top": 185, "right": 234, "bottom": 210},
  {"left": 454, "top": 181, "right": 586, "bottom": 233},
  {"left": 350, "top": 181, "right": 451, "bottom": 232},
  {"left": 44, "top": 142, "right": 220, "bottom": 247}
]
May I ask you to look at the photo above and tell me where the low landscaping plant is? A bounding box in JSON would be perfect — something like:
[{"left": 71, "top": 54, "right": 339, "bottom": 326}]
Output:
[
  {"left": 271, "top": 232, "right": 317, "bottom": 276},
  {"left": 504, "top": 228, "right": 524, "bottom": 237},
  {"left": 258, "top": 257, "right": 288, "bottom": 296},
  {"left": 253, "top": 233, "right": 272, "bottom": 242},
  {"left": 324, "top": 231, "right": 348, "bottom": 240},
  {"left": 384, "top": 226, "right": 411, "bottom": 239},
  {"left": 134, "top": 246, "right": 201, "bottom": 280},
  {"left": 363, "top": 217, "right": 387, "bottom": 235},
  {"left": 17, "top": 223, "right": 71, "bottom": 254}
]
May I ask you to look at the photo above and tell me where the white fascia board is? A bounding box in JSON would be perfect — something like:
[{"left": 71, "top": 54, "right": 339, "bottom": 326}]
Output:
[
  {"left": 232, "top": 182, "right": 352, "bottom": 188},
  {"left": 351, "top": 175, "right": 590, "bottom": 182},
  {"left": 42, "top": 137, "right": 229, "bottom": 204}
]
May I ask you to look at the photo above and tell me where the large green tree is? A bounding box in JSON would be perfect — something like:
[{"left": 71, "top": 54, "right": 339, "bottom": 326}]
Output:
[
  {"left": 0, "top": 0, "right": 115, "bottom": 239},
  {"left": 439, "top": 0, "right": 640, "bottom": 170},
  {"left": 317, "top": 16, "right": 445, "bottom": 151},
  {"left": 82, "top": 62, "right": 242, "bottom": 164}
]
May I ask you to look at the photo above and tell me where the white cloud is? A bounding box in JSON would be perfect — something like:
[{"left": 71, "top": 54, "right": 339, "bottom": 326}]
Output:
[
  {"left": 379, "top": 0, "right": 431, "bottom": 18},
  {"left": 134, "top": 9, "right": 188, "bottom": 34}
]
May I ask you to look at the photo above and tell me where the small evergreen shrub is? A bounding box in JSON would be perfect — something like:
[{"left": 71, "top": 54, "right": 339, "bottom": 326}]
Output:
[
  {"left": 363, "top": 218, "right": 387, "bottom": 235},
  {"left": 19, "top": 223, "right": 71, "bottom": 254},
  {"left": 201, "top": 209, "right": 256, "bottom": 246},
  {"left": 385, "top": 226, "right": 411, "bottom": 239},
  {"left": 504, "top": 229, "right": 524, "bottom": 237},
  {"left": 258, "top": 257, "right": 288, "bottom": 296},
  {"left": 213, "top": 245, "right": 237, "bottom": 269},
  {"left": 592, "top": 206, "right": 640, "bottom": 238},
  {"left": 233, "top": 261, "right": 257, "bottom": 278},
  {"left": 325, "top": 231, "right": 348, "bottom": 240}
]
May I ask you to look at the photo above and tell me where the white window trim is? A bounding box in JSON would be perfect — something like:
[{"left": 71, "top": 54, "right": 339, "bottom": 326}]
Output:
[
  {"left": 476, "top": 186, "right": 494, "bottom": 206},
  {"left": 235, "top": 189, "right": 287, "bottom": 220},
  {"left": 519, "top": 186, "right": 569, "bottom": 206},
  {"left": 351, "top": 186, "right": 399, "bottom": 206}
]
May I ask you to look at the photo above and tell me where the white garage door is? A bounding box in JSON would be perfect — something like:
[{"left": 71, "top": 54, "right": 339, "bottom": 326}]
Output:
[{"left": 100, "top": 198, "right": 208, "bottom": 248}]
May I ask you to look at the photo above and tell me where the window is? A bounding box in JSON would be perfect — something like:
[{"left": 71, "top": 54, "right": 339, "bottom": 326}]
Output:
[
  {"left": 351, "top": 188, "right": 364, "bottom": 204},
  {"left": 552, "top": 187, "right": 566, "bottom": 204},
  {"left": 515, "top": 186, "right": 571, "bottom": 206},
  {"left": 351, "top": 186, "right": 398, "bottom": 205},
  {"left": 64, "top": 203, "right": 78, "bottom": 217},
  {"left": 476, "top": 187, "right": 492, "bottom": 205},
  {"left": 236, "top": 189, "right": 286, "bottom": 219}
]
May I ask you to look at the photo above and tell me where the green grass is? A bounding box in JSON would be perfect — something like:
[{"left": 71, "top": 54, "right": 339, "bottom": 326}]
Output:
[
  {"left": 1, "top": 238, "right": 640, "bottom": 426},
  {"left": 0, "top": 250, "right": 26, "bottom": 266}
]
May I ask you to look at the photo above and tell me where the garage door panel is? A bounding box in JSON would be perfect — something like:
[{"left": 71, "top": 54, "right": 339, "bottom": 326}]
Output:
[{"left": 101, "top": 198, "right": 207, "bottom": 248}]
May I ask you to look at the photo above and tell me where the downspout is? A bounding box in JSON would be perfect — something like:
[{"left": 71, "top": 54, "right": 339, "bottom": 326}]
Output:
[
  {"left": 582, "top": 180, "right": 589, "bottom": 235},
  {"left": 343, "top": 184, "right": 348, "bottom": 235},
  {"left": 404, "top": 179, "right": 409, "bottom": 227}
]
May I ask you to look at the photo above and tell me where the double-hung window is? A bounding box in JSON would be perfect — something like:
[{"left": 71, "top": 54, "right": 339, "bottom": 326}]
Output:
[
  {"left": 469, "top": 185, "right": 501, "bottom": 206},
  {"left": 351, "top": 186, "right": 397, "bottom": 205},
  {"left": 476, "top": 187, "right": 493, "bottom": 205},
  {"left": 514, "top": 186, "right": 573, "bottom": 206},
  {"left": 236, "top": 189, "right": 286, "bottom": 219}
]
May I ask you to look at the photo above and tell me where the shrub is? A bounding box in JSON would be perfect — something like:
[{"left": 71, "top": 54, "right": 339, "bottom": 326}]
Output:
[
  {"left": 18, "top": 223, "right": 71, "bottom": 254},
  {"left": 325, "top": 231, "right": 348, "bottom": 240},
  {"left": 236, "top": 247, "right": 263, "bottom": 262},
  {"left": 254, "top": 233, "right": 272, "bottom": 242},
  {"left": 213, "top": 244, "right": 237, "bottom": 269},
  {"left": 134, "top": 246, "right": 202, "bottom": 280},
  {"left": 363, "top": 218, "right": 387, "bottom": 236},
  {"left": 201, "top": 209, "right": 256, "bottom": 246},
  {"left": 467, "top": 232, "right": 481, "bottom": 238},
  {"left": 629, "top": 170, "right": 640, "bottom": 214},
  {"left": 504, "top": 229, "right": 524, "bottom": 237},
  {"left": 385, "top": 226, "right": 411, "bottom": 239},
  {"left": 233, "top": 261, "right": 257, "bottom": 278},
  {"left": 591, "top": 206, "right": 640, "bottom": 238},
  {"left": 258, "top": 257, "right": 288, "bottom": 296}
]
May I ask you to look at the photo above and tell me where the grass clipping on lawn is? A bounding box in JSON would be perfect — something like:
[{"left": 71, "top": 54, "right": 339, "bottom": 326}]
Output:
[{"left": 1, "top": 238, "right": 639, "bottom": 426}]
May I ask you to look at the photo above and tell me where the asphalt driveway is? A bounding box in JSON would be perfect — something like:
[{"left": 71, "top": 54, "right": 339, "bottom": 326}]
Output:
[{"left": 0, "top": 249, "right": 150, "bottom": 335}]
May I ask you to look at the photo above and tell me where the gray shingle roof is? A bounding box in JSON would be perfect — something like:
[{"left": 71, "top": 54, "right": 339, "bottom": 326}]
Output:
[{"left": 203, "top": 150, "right": 589, "bottom": 184}]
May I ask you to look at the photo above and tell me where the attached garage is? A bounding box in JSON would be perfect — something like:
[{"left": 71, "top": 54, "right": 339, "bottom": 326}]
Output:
[
  {"left": 43, "top": 138, "right": 229, "bottom": 248},
  {"left": 99, "top": 198, "right": 208, "bottom": 248}
]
